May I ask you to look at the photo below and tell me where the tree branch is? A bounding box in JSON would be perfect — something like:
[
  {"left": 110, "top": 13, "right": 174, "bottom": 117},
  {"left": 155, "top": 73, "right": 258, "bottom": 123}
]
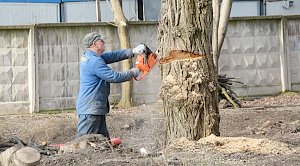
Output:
[
  {"left": 212, "top": 0, "right": 221, "bottom": 70},
  {"left": 217, "top": 0, "right": 232, "bottom": 59}
]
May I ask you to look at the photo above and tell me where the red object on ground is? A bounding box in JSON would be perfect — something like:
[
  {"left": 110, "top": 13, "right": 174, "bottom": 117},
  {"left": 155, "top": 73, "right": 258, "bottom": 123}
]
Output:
[
  {"left": 48, "top": 144, "right": 65, "bottom": 147},
  {"left": 110, "top": 138, "right": 122, "bottom": 145}
]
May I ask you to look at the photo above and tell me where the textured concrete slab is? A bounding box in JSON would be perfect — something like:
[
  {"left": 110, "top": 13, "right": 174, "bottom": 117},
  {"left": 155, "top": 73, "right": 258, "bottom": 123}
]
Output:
[{"left": 0, "top": 102, "right": 30, "bottom": 115}]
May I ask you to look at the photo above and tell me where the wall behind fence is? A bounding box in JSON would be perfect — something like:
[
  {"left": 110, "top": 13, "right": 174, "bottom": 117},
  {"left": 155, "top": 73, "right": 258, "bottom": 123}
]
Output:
[
  {"left": 1, "top": 16, "right": 300, "bottom": 114},
  {"left": 0, "top": 3, "right": 60, "bottom": 26}
]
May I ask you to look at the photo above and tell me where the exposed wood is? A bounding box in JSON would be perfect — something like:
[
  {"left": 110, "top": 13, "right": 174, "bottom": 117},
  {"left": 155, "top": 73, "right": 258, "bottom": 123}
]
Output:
[
  {"left": 0, "top": 146, "right": 21, "bottom": 166},
  {"left": 0, "top": 137, "right": 58, "bottom": 161},
  {"left": 158, "top": 0, "right": 220, "bottom": 144},
  {"left": 0, "top": 146, "right": 41, "bottom": 166},
  {"left": 13, "top": 147, "right": 41, "bottom": 166},
  {"left": 159, "top": 50, "right": 206, "bottom": 64},
  {"left": 110, "top": 0, "right": 133, "bottom": 108}
]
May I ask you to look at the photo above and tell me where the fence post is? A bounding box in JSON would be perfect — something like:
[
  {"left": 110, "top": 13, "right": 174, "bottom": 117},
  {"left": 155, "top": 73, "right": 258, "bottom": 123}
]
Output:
[
  {"left": 28, "top": 26, "right": 38, "bottom": 113},
  {"left": 280, "top": 16, "right": 291, "bottom": 92}
]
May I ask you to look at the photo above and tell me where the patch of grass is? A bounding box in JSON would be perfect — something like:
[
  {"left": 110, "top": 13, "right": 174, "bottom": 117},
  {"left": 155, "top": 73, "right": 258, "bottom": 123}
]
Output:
[
  {"left": 38, "top": 108, "right": 75, "bottom": 114},
  {"left": 282, "top": 90, "right": 300, "bottom": 95}
]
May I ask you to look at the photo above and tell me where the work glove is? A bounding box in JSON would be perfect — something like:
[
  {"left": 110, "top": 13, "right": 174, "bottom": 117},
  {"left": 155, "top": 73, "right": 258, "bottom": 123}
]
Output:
[
  {"left": 126, "top": 49, "right": 135, "bottom": 58},
  {"left": 132, "top": 44, "right": 146, "bottom": 54},
  {"left": 129, "top": 68, "right": 141, "bottom": 78}
]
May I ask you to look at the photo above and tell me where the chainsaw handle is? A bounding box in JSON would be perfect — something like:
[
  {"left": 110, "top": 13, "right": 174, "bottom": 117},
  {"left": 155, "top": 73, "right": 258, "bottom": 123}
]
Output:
[{"left": 134, "top": 71, "right": 148, "bottom": 81}]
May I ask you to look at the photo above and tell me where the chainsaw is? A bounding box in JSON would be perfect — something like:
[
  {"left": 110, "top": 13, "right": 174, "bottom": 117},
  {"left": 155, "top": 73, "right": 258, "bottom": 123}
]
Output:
[{"left": 134, "top": 44, "right": 157, "bottom": 81}]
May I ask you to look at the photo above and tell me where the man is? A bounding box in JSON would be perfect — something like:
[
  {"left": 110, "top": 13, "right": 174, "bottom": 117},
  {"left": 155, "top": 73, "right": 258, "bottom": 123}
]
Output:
[{"left": 76, "top": 32, "right": 146, "bottom": 139}]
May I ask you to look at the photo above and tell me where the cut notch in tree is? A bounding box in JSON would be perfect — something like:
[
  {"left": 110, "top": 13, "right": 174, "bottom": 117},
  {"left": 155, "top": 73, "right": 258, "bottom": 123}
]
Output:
[{"left": 159, "top": 50, "right": 206, "bottom": 64}]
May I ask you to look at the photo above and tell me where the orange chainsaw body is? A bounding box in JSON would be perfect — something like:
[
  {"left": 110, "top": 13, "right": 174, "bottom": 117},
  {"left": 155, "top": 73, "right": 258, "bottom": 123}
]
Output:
[{"left": 135, "top": 47, "right": 157, "bottom": 81}]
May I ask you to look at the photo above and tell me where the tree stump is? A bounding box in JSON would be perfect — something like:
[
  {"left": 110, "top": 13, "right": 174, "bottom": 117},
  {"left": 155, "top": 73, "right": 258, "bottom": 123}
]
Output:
[{"left": 0, "top": 146, "right": 41, "bottom": 166}]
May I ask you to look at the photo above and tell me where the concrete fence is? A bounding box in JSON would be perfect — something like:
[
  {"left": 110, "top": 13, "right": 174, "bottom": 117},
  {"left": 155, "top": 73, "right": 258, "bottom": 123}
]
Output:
[
  {"left": 1, "top": 16, "right": 300, "bottom": 115},
  {"left": 220, "top": 16, "right": 300, "bottom": 96}
]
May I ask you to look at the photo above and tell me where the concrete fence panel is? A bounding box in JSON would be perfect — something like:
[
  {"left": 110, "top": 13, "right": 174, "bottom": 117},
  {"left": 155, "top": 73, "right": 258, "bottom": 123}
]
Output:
[
  {"left": 219, "top": 18, "right": 283, "bottom": 96},
  {"left": 0, "top": 28, "right": 31, "bottom": 115},
  {"left": 287, "top": 18, "right": 300, "bottom": 91}
]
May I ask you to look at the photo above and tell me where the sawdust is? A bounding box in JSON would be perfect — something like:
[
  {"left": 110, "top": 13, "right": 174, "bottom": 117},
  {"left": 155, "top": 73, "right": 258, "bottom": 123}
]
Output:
[
  {"left": 198, "top": 134, "right": 299, "bottom": 154},
  {"left": 166, "top": 134, "right": 299, "bottom": 156}
]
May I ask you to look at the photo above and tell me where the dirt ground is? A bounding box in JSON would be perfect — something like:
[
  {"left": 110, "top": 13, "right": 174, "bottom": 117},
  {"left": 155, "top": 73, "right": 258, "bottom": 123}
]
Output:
[{"left": 0, "top": 92, "right": 300, "bottom": 166}]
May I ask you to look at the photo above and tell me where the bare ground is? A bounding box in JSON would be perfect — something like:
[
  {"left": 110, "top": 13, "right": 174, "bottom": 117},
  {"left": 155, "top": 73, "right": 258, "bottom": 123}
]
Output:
[{"left": 0, "top": 92, "right": 300, "bottom": 166}]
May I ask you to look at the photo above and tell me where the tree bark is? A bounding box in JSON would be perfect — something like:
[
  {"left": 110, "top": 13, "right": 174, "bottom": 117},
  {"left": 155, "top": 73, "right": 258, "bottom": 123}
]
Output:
[
  {"left": 158, "top": 0, "right": 220, "bottom": 144},
  {"left": 111, "top": 0, "right": 133, "bottom": 107}
]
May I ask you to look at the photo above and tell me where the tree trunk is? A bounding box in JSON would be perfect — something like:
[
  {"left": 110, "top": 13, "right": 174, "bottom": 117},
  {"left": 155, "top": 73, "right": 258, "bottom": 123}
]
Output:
[
  {"left": 96, "top": 0, "right": 101, "bottom": 22},
  {"left": 111, "top": 0, "right": 133, "bottom": 107},
  {"left": 158, "top": 0, "right": 220, "bottom": 144}
]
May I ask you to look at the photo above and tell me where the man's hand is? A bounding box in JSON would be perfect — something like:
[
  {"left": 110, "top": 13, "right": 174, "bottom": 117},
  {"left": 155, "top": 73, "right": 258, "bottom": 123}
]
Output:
[
  {"left": 130, "top": 68, "right": 141, "bottom": 78},
  {"left": 132, "top": 44, "right": 146, "bottom": 54}
]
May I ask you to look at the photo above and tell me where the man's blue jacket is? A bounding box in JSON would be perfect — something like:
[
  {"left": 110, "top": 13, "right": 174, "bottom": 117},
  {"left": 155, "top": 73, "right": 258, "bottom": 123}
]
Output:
[{"left": 76, "top": 49, "right": 136, "bottom": 115}]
